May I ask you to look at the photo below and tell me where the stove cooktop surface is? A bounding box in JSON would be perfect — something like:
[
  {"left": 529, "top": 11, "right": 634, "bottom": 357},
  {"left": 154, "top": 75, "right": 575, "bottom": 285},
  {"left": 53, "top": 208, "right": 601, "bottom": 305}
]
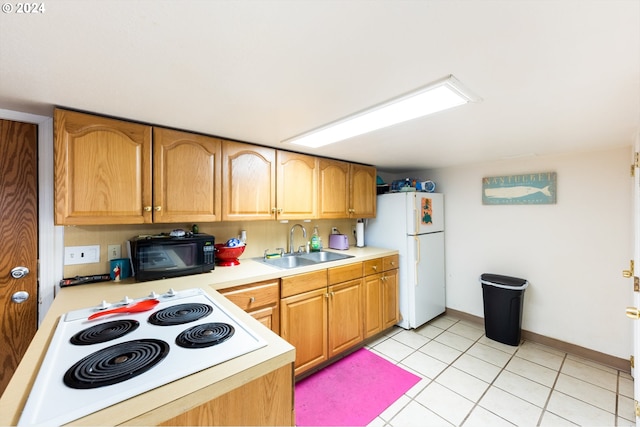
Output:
[{"left": 18, "top": 288, "right": 267, "bottom": 426}]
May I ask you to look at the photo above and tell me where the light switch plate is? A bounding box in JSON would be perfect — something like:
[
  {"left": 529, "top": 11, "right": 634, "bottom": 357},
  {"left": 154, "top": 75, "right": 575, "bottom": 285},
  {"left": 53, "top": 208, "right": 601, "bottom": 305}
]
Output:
[
  {"left": 64, "top": 245, "right": 100, "bottom": 265},
  {"left": 108, "top": 244, "right": 121, "bottom": 261}
]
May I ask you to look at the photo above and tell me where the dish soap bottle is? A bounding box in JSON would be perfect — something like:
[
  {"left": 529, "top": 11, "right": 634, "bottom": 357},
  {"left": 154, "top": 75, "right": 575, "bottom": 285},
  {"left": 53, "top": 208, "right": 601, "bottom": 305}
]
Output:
[{"left": 310, "top": 226, "right": 321, "bottom": 252}]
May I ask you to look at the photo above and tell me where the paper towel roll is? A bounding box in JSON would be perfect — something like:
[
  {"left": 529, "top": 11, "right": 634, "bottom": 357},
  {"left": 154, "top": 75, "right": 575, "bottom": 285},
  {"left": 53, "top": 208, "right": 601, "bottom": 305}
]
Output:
[{"left": 356, "top": 222, "right": 365, "bottom": 247}]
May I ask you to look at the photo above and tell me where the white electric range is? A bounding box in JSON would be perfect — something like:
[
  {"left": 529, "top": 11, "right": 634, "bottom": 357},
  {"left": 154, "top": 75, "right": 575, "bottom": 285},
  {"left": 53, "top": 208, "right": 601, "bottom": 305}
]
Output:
[{"left": 18, "top": 287, "right": 267, "bottom": 426}]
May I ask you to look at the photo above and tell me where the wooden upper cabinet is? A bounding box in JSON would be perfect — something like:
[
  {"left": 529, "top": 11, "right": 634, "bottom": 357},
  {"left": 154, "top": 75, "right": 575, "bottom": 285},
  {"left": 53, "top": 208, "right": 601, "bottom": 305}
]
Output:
[
  {"left": 153, "top": 128, "right": 222, "bottom": 223},
  {"left": 350, "top": 163, "right": 376, "bottom": 218},
  {"left": 222, "top": 140, "right": 276, "bottom": 221},
  {"left": 54, "top": 109, "right": 374, "bottom": 224},
  {"left": 276, "top": 151, "right": 318, "bottom": 220},
  {"left": 319, "top": 159, "right": 376, "bottom": 219},
  {"left": 54, "top": 109, "right": 152, "bottom": 225},
  {"left": 318, "top": 158, "right": 350, "bottom": 218}
]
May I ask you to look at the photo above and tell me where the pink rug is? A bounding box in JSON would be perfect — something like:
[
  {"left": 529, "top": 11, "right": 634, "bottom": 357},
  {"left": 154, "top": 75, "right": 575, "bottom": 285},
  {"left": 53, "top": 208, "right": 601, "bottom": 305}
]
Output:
[{"left": 295, "top": 348, "right": 421, "bottom": 426}]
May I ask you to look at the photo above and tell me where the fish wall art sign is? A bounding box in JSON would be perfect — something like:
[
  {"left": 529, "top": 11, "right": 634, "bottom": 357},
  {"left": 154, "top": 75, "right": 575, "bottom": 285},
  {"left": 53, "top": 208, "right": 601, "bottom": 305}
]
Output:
[{"left": 482, "top": 172, "right": 557, "bottom": 205}]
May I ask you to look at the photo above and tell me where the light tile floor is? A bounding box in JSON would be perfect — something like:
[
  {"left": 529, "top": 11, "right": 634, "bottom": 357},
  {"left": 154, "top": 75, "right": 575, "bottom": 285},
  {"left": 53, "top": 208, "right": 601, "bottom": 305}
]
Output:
[{"left": 364, "top": 314, "right": 635, "bottom": 427}]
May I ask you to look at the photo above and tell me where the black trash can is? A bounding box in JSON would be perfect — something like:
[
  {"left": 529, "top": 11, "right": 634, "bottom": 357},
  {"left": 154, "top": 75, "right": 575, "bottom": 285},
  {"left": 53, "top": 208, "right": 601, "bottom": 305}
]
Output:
[{"left": 480, "top": 273, "right": 529, "bottom": 346}]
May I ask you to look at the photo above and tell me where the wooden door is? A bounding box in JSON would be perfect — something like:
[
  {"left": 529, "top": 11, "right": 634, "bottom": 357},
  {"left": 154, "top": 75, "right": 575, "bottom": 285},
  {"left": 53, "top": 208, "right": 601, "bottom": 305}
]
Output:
[
  {"left": 280, "top": 288, "right": 328, "bottom": 375},
  {"left": 221, "top": 140, "right": 276, "bottom": 221},
  {"left": 382, "top": 268, "right": 400, "bottom": 329},
  {"left": 0, "top": 119, "right": 38, "bottom": 396},
  {"left": 350, "top": 164, "right": 377, "bottom": 218},
  {"left": 318, "top": 158, "right": 350, "bottom": 218},
  {"left": 276, "top": 151, "right": 318, "bottom": 220},
  {"left": 328, "top": 278, "right": 363, "bottom": 357},
  {"left": 364, "top": 273, "right": 383, "bottom": 338},
  {"left": 153, "top": 128, "right": 222, "bottom": 223},
  {"left": 54, "top": 109, "right": 152, "bottom": 225}
]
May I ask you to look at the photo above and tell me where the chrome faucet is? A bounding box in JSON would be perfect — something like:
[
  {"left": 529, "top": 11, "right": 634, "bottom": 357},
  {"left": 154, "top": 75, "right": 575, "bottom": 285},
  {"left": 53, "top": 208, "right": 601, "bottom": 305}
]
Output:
[{"left": 289, "top": 224, "right": 307, "bottom": 254}]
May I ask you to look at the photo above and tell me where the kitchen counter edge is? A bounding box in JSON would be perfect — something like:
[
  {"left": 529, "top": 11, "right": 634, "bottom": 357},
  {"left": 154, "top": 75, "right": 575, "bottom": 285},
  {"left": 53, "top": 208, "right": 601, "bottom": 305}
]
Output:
[{"left": 0, "top": 246, "right": 397, "bottom": 426}]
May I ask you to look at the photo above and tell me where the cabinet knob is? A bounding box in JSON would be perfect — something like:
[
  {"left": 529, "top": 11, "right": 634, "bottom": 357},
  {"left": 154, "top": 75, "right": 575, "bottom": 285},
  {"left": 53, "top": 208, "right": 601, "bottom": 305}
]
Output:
[
  {"left": 271, "top": 207, "right": 277, "bottom": 214},
  {"left": 144, "top": 206, "right": 152, "bottom": 212},
  {"left": 249, "top": 297, "right": 255, "bottom": 303},
  {"left": 154, "top": 206, "right": 162, "bottom": 212},
  {"left": 372, "top": 265, "right": 377, "bottom": 271}
]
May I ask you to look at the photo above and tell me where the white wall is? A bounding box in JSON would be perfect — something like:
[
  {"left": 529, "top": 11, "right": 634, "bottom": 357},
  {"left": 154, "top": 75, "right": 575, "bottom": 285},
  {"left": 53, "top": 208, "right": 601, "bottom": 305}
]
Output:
[{"left": 399, "top": 146, "right": 633, "bottom": 359}]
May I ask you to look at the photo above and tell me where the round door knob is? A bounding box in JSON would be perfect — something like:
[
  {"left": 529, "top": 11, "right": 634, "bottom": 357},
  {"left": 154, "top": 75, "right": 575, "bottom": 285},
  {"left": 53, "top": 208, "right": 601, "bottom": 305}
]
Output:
[
  {"left": 10, "top": 266, "right": 29, "bottom": 279},
  {"left": 11, "top": 291, "right": 29, "bottom": 304}
]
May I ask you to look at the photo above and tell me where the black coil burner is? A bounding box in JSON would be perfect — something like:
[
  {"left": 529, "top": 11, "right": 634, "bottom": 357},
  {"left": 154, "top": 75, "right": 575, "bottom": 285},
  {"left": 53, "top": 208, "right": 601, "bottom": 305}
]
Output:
[
  {"left": 63, "top": 339, "right": 169, "bottom": 389},
  {"left": 70, "top": 320, "right": 140, "bottom": 346},
  {"left": 148, "top": 303, "right": 213, "bottom": 326},
  {"left": 175, "top": 323, "right": 235, "bottom": 349}
]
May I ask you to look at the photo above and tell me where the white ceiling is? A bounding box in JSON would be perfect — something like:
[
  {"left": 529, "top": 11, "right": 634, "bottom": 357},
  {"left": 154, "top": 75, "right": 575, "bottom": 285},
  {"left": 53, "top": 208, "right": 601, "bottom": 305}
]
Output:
[{"left": 1, "top": 0, "right": 638, "bottom": 172}]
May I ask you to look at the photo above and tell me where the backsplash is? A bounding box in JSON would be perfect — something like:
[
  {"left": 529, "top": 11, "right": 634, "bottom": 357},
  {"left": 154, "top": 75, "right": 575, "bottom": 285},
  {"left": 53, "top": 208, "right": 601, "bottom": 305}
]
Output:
[{"left": 63, "top": 219, "right": 358, "bottom": 278}]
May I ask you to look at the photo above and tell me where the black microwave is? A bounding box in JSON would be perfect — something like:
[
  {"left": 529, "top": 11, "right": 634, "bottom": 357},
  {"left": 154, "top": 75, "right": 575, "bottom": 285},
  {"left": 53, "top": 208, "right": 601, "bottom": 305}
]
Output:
[{"left": 129, "top": 233, "right": 215, "bottom": 282}]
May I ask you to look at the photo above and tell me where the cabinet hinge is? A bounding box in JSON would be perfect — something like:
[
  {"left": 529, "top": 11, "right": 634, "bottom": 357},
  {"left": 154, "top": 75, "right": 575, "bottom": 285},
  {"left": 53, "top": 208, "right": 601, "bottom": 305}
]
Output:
[
  {"left": 631, "top": 355, "right": 635, "bottom": 369},
  {"left": 635, "top": 400, "right": 640, "bottom": 417},
  {"left": 632, "top": 152, "right": 639, "bottom": 177}
]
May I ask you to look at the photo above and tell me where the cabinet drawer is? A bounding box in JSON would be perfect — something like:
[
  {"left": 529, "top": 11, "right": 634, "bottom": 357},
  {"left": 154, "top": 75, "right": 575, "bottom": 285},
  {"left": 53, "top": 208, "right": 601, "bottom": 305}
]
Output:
[
  {"left": 281, "top": 270, "right": 327, "bottom": 298},
  {"left": 219, "top": 280, "right": 279, "bottom": 310},
  {"left": 328, "top": 262, "right": 363, "bottom": 285},
  {"left": 363, "top": 258, "right": 383, "bottom": 276},
  {"left": 383, "top": 254, "right": 399, "bottom": 271}
]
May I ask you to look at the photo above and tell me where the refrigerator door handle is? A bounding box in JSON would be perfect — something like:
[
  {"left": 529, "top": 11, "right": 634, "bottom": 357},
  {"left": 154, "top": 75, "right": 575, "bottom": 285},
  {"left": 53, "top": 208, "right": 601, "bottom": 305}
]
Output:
[
  {"left": 412, "top": 195, "right": 420, "bottom": 235},
  {"left": 414, "top": 236, "right": 420, "bottom": 287}
]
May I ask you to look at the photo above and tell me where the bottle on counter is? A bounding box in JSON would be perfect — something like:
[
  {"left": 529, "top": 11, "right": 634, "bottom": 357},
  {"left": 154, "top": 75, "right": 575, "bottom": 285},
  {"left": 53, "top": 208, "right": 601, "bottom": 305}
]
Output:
[{"left": 310, "top": 226, "right": 321, "bottom": 252}]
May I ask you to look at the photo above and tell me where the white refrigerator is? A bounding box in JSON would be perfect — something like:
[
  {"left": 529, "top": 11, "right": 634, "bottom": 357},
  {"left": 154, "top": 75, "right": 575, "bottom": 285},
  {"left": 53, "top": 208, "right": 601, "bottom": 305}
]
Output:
[{"left": 365, "top": 192, "right": 445, "bottom": 329}]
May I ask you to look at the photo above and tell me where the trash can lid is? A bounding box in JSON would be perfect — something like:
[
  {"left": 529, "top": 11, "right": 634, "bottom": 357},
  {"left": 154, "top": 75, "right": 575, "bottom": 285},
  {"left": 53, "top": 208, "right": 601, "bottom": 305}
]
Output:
[{"left": 480, "top": 273, "right": 528, "bottom": 290}]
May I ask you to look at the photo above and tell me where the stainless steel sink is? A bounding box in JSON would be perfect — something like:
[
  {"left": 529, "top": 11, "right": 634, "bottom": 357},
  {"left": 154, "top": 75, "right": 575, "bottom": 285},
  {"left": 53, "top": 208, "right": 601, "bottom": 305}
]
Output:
[
  {"left": 256, "top": 251, "right": 354, "bottom": 269},
  {"left": 299, "top": 251, "right": 354, "bottom": 263},
  {"left": 258, "top": 255, "right": 316, "bottom": 269}
]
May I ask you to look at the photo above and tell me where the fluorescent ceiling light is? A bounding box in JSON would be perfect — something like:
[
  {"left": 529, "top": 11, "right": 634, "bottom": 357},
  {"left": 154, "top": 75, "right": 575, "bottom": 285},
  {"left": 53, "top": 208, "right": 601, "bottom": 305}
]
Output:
[{"left": 284, "top": 75, "right": 481, "bottom": 148}]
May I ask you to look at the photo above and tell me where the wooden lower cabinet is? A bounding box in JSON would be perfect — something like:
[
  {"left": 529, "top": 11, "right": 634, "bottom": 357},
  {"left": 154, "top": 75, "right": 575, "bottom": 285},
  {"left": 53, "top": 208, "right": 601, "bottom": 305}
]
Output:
[
  {"left": 364, "top": 255, "right": 400, "bottom": 338},
  {"left": 381, "top": 267, "right": 399, "bottom": 329},
  {"left": 219, "top": 280, "right": 280, "bottom": 334},
  {"left": 157, "top": 364, "right": 294, "bottom": 426},
  {"left": 280, "top": 287, "right": 328, "bottom": 375},
  {"left": 328, "top": 278, "right": 363, "bottom": 358},
  {"left": 280, "top": 265, "right": 364, "bottom": 376},
  {"left": 364, "top": 272, "right": 383, "bottom": 337}
]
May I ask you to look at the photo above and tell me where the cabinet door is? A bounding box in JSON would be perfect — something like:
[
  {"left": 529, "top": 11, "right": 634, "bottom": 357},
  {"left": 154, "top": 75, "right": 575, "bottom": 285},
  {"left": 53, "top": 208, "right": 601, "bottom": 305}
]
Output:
[
  {"left": 153, "top": 128, "right": 222, "bottom": 223},
  {"left": 54, "top": 109, "right": 152, "bottom": 225},
  {"left": 248, "top": 305, "right": 280, "bottom": 335},
  {"left": 364, "top": 273, "right": 383, "bottom": 338},
  {"left": 350, "top": 164, "right": 377, "bottom": 218},
  {"left": 281, "top": 288, "right": 328, "bottom": 375},
  {"left": 328, "top": 278, "right": 363, "bottom": 358},
  {"left": 382, "top": 268, "right": 400, "bottom": 329},
  {"left": 276, "top": 151, "right": 318, "bottom": 220},
  {"left": 222, "top": 140, "right": 276, "bottom": 221},
  {"left": 318, "top": 158, "right": 350, "bottom": 218}
]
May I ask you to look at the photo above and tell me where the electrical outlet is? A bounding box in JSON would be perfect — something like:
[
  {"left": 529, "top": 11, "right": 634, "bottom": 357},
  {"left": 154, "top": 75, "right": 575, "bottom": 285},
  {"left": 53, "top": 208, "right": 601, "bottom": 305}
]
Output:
[
  {"left": 64, "top": 245, "right": 100, "bottom": 265},
  {"left": 108, "top": 244, "right": 121, "bottom": 261}
]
